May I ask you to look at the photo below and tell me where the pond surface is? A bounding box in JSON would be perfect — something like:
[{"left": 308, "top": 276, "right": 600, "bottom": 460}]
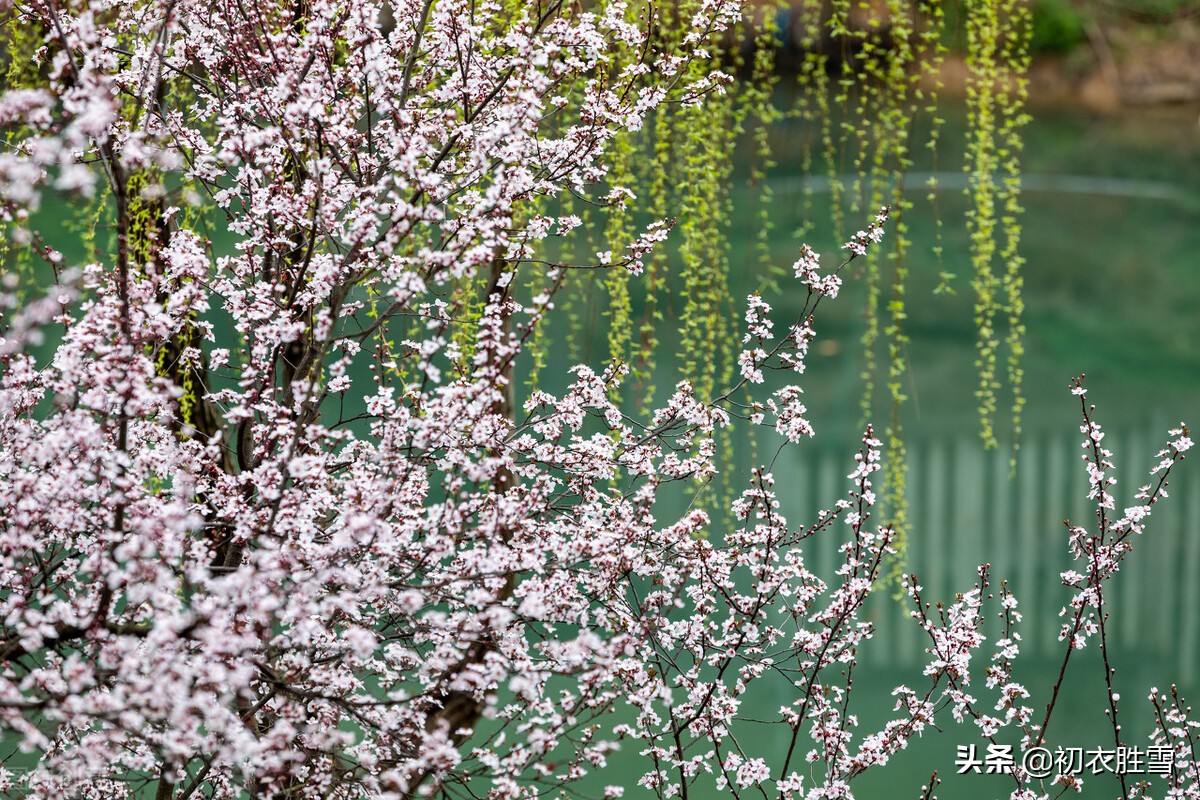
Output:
[{"left": 628, "top": 98, "right": 1200, "bottom": 799}]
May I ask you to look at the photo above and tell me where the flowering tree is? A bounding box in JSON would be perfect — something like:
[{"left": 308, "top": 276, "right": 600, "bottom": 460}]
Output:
[{"left": 0, "top": 0, "right": 1198, "bottom": 798}]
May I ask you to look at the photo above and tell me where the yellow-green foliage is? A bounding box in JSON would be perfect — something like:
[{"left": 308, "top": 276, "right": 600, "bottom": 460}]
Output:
[
  {"left": 125, "top": 169, "right": 204, "bottom": 433},
  {"left": 1, "top": 18, "right": 45, "bottom": 296},
  {"left": 530, "top": 0, "right": 745, "bottom": 424},
  {"left": 741, "top": 3, "right": 784, "bottom": 282},
  {"left": 757, "top": 0, "right": 1027, "bottom": 579},
  {"left": 513, "top": 1, "right": 1028, "bottom": 568},
  {"left": 125, "top": 171, "right": 160, "bottom": 269},
  {"left": 965, "top": 0, "right": 1031, "bottom": 453},
  {"left": 793, "top": 0, "right": 949, "bottom": 578},
  {"left": 676, "top": 88, "right": 737, "bottom": 403},
  {"left": 628, "top": 90, "right": 676, "bottom": 408},
  {"left": 604, "top": 127, "right": 635, "bottom": 401}
]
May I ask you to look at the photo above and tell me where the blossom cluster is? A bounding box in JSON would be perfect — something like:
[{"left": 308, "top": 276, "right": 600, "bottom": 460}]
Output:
[{"left": 0, "top": 1, "right": 1196, "bottom": 799}]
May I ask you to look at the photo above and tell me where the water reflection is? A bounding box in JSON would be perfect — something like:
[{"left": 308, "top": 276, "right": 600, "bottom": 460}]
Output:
[
  {"left": 773, "top": 171, "right": 1193, "bottom": 203},
  {"left": 779, "top": 424, "right": 1200, "bottom": 676}
]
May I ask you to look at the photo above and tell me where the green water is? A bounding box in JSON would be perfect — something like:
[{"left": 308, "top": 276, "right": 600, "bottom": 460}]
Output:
[{"left": 622, "top": 99, "right": 1200, "bottom": 798}]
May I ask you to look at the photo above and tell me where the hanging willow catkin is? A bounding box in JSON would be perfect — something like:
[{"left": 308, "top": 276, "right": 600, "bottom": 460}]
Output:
[
  {"left": 512, "top": 1, "right": 1029, "bottom": 569},
  {"left": 965, "top": 0, "right": 1030, "bottom": 453}
]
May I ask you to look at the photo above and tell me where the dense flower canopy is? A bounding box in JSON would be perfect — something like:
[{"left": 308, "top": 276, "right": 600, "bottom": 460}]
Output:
[{"left": 0, "top": 0, "right": 1198, "bottom": 798}]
